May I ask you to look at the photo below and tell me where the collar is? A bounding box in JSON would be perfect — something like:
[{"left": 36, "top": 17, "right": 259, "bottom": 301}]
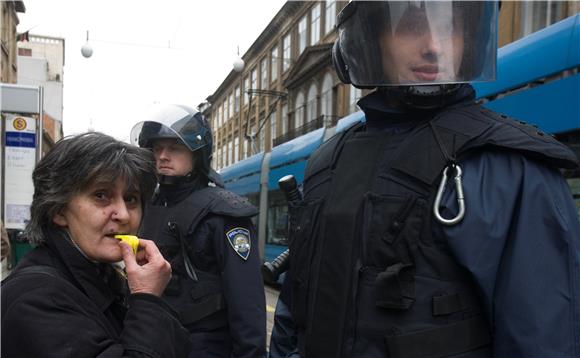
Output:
[{"left": 45, "top": 230, "right": 124, "bottom": 313}]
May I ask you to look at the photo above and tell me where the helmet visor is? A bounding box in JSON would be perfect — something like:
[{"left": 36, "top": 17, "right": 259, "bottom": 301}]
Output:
[
  {"left": 131, "top": 105, "right": 211, "bottom": 153},
  {"left": 338, "top": 1, "right": 497, "bottom": 87}
]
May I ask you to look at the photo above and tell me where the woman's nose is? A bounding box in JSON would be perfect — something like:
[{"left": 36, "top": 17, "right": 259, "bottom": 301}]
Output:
[{"left": 112, "top": 201, "right": 130, "bottom": 222}]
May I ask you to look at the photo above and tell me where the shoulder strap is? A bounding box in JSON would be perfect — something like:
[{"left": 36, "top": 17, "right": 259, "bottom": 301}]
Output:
[
  {"left": 2, "top": 265, "right": 85, "bottom": 303},
  {"left": 162, "top": 187, "right": 256, "bottom": 239},
  {"left": 204, "top": 187, "right": 258, "bottom": 217},
  {"left": 459, "top": 106, "right": 578, "bottom": 169},
  {"left": 390, "top": 104, "right": 579, "bottom": 188},
  {"left": 3, "top": 265, "right": 63, "bottom": 284}
]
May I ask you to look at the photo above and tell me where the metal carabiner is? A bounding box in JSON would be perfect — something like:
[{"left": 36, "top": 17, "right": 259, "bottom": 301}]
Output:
[{"left": 433, "top": 164, "right": 465, "bottom": 226}]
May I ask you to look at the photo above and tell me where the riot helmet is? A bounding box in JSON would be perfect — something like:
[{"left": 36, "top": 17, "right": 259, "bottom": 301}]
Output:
[
  {"left": 131, "top": 104, "right": 222, "bottom": 186},
  {"left": 333, "top": 1, "right": 498, "bottom": 89}
]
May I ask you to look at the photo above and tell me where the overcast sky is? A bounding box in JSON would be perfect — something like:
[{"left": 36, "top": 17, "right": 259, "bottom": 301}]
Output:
[{"left": 17, "top": 0, "right": 287, "bottom": 142}]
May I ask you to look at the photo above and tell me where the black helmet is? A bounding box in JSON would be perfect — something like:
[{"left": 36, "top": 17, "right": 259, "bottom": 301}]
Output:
[
  {"left": 131, "top": 104, "right": 223, "bottom": 186},
  {"left": 333, "top": 1, "right": 498, "bottom": 92}
]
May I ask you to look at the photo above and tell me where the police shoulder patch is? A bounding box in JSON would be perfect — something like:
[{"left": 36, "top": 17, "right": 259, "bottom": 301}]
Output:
[{"left": 226, "top": 227, "right": 251, "bottom": 260}]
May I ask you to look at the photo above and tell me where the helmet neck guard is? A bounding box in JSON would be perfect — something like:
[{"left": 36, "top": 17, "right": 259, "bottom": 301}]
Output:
[
  {"left": 380, "top": 84, "right": 464, "bottom": 110},
  {"left": 158, "top": 172, "right": 195, "bottom": 186}
]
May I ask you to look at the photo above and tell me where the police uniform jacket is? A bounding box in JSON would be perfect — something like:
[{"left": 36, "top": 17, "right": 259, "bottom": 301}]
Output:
[
  {"left": 1, "top": 229, "right": 191, "bottom": 358},
  {"left": 141, "top": 179, "right": 266, "bottom": 358},
  {"left": 288, "top": 86, "right": 580, "bottom": 357}
]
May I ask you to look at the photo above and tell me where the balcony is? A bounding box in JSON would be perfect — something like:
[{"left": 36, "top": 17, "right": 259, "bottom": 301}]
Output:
[{"left": 273, "top": 115, "right": 338, "bottom": 146}]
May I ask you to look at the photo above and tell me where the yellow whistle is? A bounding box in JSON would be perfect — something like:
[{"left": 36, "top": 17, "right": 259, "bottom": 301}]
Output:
[{"left": 114, "top": 235, "right": 140, "bottom": 254}]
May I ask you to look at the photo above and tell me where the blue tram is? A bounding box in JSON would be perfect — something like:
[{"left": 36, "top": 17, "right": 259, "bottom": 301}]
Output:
[{"left": 220, "top": 14, "right": 580, "bottom": 263}]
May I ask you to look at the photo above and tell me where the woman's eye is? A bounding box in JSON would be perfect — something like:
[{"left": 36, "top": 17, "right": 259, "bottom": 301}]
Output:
[
  {"left": 94, "top": 191, "right": 109, "bottom": 201},
  {"left": 125, "top": 195, "right": 140, "bottom": 206}
]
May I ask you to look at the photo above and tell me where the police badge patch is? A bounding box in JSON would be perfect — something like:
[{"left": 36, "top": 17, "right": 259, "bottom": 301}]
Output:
[{"left": 226, "top": 227, "right": 251, "bottom": 260}]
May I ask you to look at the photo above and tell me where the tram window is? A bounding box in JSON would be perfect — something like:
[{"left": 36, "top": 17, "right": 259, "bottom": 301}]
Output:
[{"left": 267, "top": 190, "right": 290, "bottom": 245}]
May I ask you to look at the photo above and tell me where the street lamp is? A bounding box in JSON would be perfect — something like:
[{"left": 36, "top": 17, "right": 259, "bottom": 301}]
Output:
[
  {"left": 81, "top": 30, "right": 93, "bottom": 58},
  {"left": 233, "top": 57, "right": 245, "bottom": 73},
  {"left": 233, "top": 46, "right": 244, "bottom": 73},
  {"left": 231, "top": 48, "right": 288, "bottom": 155}
]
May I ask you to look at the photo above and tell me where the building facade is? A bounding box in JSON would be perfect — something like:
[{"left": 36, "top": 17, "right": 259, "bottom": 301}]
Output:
[
  {"left": 203, "top": 1, "right": 350, "bottom": 171},
  {"left": 0, "top": 1, "right": 25, "bottom": 84},
  {"left": 17, "top": 34, "right": 65, "bottom": 146},
  {"left": 204, "top": 0, "right": 580, "bottom": 171},
  {"left": 499, "top": 1, "right": 580, "bottom": 46}
]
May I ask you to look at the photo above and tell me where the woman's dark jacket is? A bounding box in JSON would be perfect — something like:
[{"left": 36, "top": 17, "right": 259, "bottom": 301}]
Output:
[{"left": 1, "top": 231, "right": 192, "bottom": 358}]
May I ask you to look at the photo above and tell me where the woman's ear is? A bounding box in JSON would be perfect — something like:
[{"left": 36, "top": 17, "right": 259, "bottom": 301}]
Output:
[{"left": 53, "top": 211, "right": 68, "bottom": 227}]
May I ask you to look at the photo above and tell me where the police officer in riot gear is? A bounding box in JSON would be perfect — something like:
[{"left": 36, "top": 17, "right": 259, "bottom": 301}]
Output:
[
  {"left": 276, "top": 1, "right": 580, "bottom": 357},
  {"left": 131, "top": 104, "right": 266, "bottom": 358}
]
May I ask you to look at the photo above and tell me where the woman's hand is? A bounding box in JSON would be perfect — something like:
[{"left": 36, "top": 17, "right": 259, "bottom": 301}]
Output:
[{"left": 120, "top": 239, "right": 171, "bottom": 297}]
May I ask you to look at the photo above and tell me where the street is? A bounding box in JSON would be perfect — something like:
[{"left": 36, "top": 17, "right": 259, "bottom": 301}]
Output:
[{"left": 265, "top": 284, "right": 280, "bottom": 350}]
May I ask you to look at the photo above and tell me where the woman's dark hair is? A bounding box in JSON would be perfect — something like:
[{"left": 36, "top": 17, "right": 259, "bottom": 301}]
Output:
[{"left": 25, "top": 132, "right": 157, "bottom": 244}]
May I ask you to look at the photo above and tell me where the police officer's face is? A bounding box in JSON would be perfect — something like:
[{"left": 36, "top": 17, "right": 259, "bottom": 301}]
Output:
[
  {"left": 152, "top": 139, "right": 194, "bottom": 177},
  {"left": 53, "top": 178, "right": 142, "bottom": 263},
  {"left": 379, "top": 6, "right": 465, "bottom": 83}
]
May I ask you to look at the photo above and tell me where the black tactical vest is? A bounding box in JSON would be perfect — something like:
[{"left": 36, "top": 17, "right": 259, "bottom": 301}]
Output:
[
  {"left": 289, "top": 104, "right": 578, "bottom": 358},
  {"left": 140, "top": 186, "right": 257, "bottom": 328}
]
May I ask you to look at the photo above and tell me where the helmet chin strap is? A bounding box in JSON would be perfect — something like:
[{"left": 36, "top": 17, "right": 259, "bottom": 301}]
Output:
[{"left": 380, "top": 84, "right": 462, "bottom": 110}]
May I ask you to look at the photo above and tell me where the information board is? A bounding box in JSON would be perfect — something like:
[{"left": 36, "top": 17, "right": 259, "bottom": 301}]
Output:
[{"left": 3, "top": 114, "right": 36, "bottom": 230}]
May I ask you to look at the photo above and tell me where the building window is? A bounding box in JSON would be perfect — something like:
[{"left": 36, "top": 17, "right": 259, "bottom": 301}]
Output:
[
  {"left": 349, "top": 85, "right": 361, "bottom": 113},
  {"left": 244, "top": 137, "right": 249, "bottom": 159},
  {"left": 282, "top": 104, "right": 288, "bottom": 135},
  {"left": 321, "top": 73, "right": 334, "bottom": 125},
  {"left": 223, "top": 99, "right": 228, "bottom": 121},
  {"left": 306, "top": 84, "right": 318, "bottom": 123},
  {"left": 311, "top": 3, "right": 321, "bottom": 45},
  {"left": 217, "top": 105, "right": 222, "bottom": 128},
  {"left": 228, "top": 140, "right": 233, "bottom": 166},
  {"left": 228, "top": 93, "right": 234, "bottom": 119},
  {"left": 215, "top": 146, "right": 220, "bottom": 169},
  {"left": 325, "top": 0, "right": 337, "bottom": 34},
  {"left": 234, "top": 136, "right": 239, "bottom": 163},
  {"left": 295, "top": 91, "right": 305, "bottom": 129},
  {"left": 283, "top": 33, "right": 292, "bottom": 72},
  {"left": 260, "top": 57, "right": 268, "bottom": 89},
  {"left": 244, "top": 76, "right": 250, "bottom": 105},
  {"left": 298, "top": 15, "right": 308, "bottom": 55},
  {"left": 271, "top": 46, "right": 279, "bottom": 82},
  {"left": 251, "top": 67, "right": 258, "bottom": 91},
  {"left": 215, "top": 145, "right": 219, "bottom": 169},
  {"left": 18, "top": 48, "right": 32, "bottom": 56},
  {"left": 222, "top": 144, "right": 228, "bottom": 168},
  {"left": 270, "top": 109, "right": 277, "bottom": 146},
  {"left": 259, "top": 115, "right": 266, "bottom": 152},
  {"left": 521, "top": 0, "right": 566, "bottom": 37},
  {"left": 235, "top": 86, "right": 240, "bottom": 113},
  {"left": 251, "top": 125, "right": 257, "bottom": 153}
]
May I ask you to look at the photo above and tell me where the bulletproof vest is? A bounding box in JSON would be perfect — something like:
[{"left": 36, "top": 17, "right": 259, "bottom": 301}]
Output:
[
  {"left": 140, "top": 186, "right": 257, "bottom": 327},
  {"left": 289, "top": 104, "right": 577, "bottom": 358}
]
